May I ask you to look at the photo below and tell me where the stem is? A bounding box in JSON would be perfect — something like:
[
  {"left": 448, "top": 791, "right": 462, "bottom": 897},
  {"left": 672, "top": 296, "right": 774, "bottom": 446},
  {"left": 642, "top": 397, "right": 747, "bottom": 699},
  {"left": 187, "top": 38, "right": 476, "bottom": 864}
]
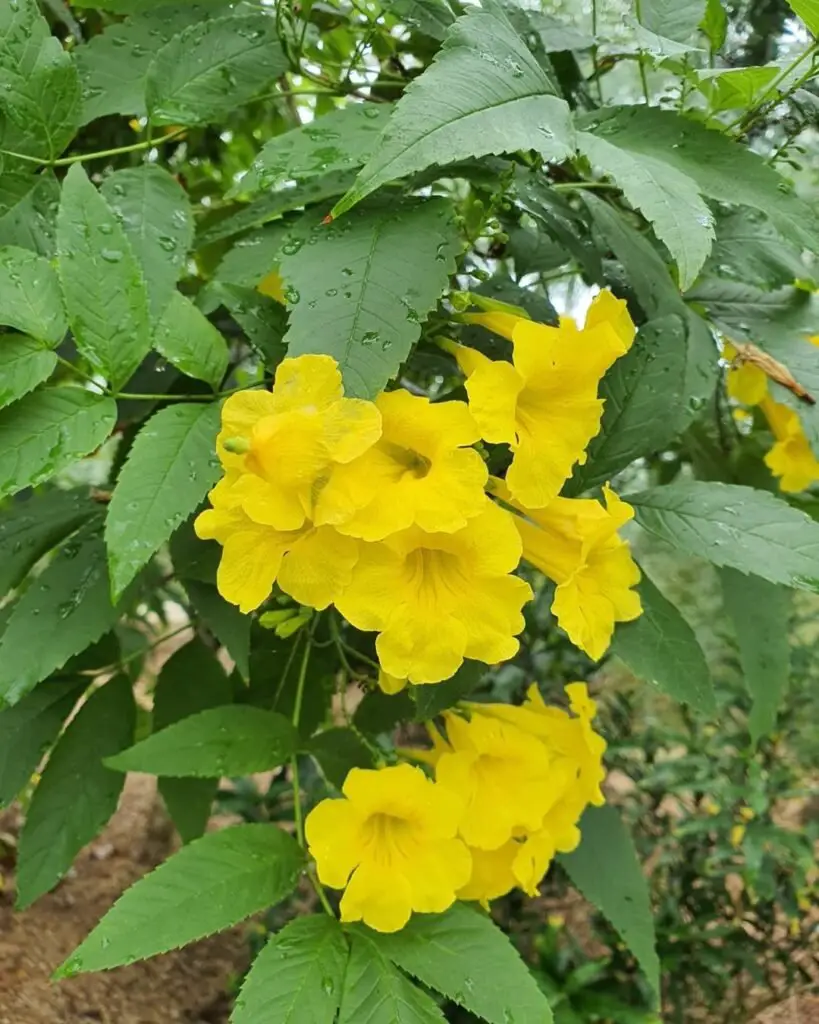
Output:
[
  {"left": 727, "top": 43, "right": 817, "bottom": 136},
  {"left": 54, "top": 354, "right": 106, "bottom": 391},
  {"left": 0, "top": 127, "right": 188, "bottom": 169},
  {"left": 590, "top": 0, "right": 603, "bottom": 104},
  {"left": 551, "top": 180, "right": 620, "bottom": 192},
  {"left": 290, "top": 637, "right": 312, "bottom": 848}
]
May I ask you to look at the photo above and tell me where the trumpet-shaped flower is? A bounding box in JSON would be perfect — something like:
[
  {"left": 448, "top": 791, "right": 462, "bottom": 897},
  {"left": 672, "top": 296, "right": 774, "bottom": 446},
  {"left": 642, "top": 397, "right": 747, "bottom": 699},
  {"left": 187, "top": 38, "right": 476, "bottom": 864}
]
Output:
[
  {"left": 496, "top": 480, "right": 641, "bottom": 661},
  {"left": 316, "top": 389, "right": 488, "bottom": 539},
  {"left": 335, "top": 502, "right": 532, "bottom": 684},
  {"left": 214, "top": 355, "right": 381, "bottom": 532},
  {"left": 305, "top": 764, "right": 471, "bottom": 933},
  {"left": 456, "top": 291, "right": 636, "bottom": 508},
  {"left": 457, "top": 840, "right": 519, "bottom": 904},
  {"left": 760, "top": 397, "right": 819, "bottom": 493},
  {"left": 723, "top": 341, "right": 769, "bottom": 406}
]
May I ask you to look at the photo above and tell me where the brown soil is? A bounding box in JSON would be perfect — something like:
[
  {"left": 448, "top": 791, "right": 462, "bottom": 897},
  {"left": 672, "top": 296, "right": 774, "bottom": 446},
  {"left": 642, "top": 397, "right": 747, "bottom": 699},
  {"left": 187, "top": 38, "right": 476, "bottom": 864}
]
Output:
[
  {"left": 0, "top": 774, "right": 249, "bottom": 1024},
  {"left": 755, "top": 996, "right": 819, "bottom": 1024}
]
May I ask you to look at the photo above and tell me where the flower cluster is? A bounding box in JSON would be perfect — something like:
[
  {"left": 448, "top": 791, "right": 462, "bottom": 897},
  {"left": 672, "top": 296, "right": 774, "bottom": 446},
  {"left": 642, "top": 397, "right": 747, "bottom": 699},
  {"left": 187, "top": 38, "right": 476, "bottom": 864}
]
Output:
[
  {"left": 195, "top": 289, "right": 643, "bottom": 678},
  {"left": 305, "top": 683, "right": 606, "bottom": 932},
  {"left": 725, "top": 340, "right": 819, "bottom": 493}
]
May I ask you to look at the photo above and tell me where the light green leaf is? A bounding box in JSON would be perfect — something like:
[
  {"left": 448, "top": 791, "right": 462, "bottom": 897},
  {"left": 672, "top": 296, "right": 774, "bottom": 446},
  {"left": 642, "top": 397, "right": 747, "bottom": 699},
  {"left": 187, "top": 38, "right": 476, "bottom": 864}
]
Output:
[
  {"left": 107, "top": 705, "right": 299, "bottom": 777},
  {"left": 412, "top": 660, "right": 484, "bottom": 720},
  {"left": 185, "top": 579, "right": 251, "bottom": 681},
  {"left": 101, "top": 165, "right": 194, "bottom": 317},
  {"left": 332, "top": 3, "right": 574, "bottom": 216},
  {"left": 309, "top": 728, "right": 374, "bottom": 788},
  {"left": 705, "top": 207, "right": 807, "bottom": 288},
  {"left": 0, "top": 245, "right": 66, "bottom": 343},
  {"left": 373, "top": 902, "right": 555, "bottom": 1024},
  {"left": 577, "top": 106, "right": 819, "bottom": 256},
  {"left": 146, "top": 13, "right": 288, "bottom": 126},
  {"left": 0, "top": 170, "right": 60, "bottom": 255},
  {"left": 16, "top": 674, "right": 135, "bottom": 908},
  {"left": 59, "top": 823, "right": 303, "bottom": 975},
  {"left": 611, "top": 571, "right": 716, "bottom": 715},
  {"left": 577, "top": 131, "right": 714, "bottom": 290},
  {"left": 627, "top": 480, "right": 819, "bottom": 592},
  {"left": 56, "top": 164, "right": 151, "bottom": 389},
  {"left": 569, "top": 315, "right": 688, "bottom": 493},
  {"left": 701, "top": 0, "right": 728, "bottom": 50},
  {"left": 280, "top": 197, "right": 459, "bottom": 398},
  {"left": 786, "top": 0, "right": 819, "bottom": 34},
  {"left": 0, "top": 678, "right": 82, "bottom": 808},
  {"left": 105, "top": 402, "right": 221, "bottom": 599},
  {"left": 0, "top": 336, "right": 56, "bottom": 409},
  {"left": 153, "top": 640, "right": 232, "bottom": 843},
  {"left": 0, "top": 388, "right": 116, "bottom": 500},
  {"left": 154, "top": 292, "right": 229, "bottom": 388},
  {"left": 0, "top": 488, "right": 96, "bottom": 595},
  {"left": 697, "top": 65, "right": 779, "bottom": 111},
  {"left": 0, "top": 519, "right": 125, "bottom": 707},
  {"left": 232, "top": 915, "right": 348, "bottom": 1024},
  {"left": 720, "top": 568, "right": 790, "bottom": 745},
  {"left": 233, "top": 103, "right": 392, "bottom": 197},
  {"left": 338, "top": 932, "right": 447, "bottom": 1024},
  {"left": 636, "top": 0, "right": 707, "bottom": 42},
  {"left": 384, "top": 0, "right": 456, "bottom": 39},
  {"left": 560, "top": 806, "right": 659, "bottom": 1001}
]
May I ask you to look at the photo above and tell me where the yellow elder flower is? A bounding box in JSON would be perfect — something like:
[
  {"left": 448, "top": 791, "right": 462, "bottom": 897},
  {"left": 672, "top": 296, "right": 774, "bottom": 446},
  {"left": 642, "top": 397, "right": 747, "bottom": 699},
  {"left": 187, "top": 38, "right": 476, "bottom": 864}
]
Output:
[
  {"left": 723, "top": 341, "right": 768, "bottom": 406},
  {"left": 315, "top": 389, "right": 487, "bottom": 539},
  {"left": 456, "top": 290, "right": 636, "bottom": 508},
  {"left": 214, "top": 354, "right": 381, "bottom": 531},
  {"left": 760, "top": 396, "right": 819, "bottom": 493},
  {"left": 495, "top": 479, "right": 641, "bottom": 661},
  {"left": 457, "top": 840, "right": 519, "bottom": 905},
  {"left": 305, "top": 764, "right": 471, "bottom": 933},
  {"left": 335, "top": 502, "right": 532, "bottom": 684}
]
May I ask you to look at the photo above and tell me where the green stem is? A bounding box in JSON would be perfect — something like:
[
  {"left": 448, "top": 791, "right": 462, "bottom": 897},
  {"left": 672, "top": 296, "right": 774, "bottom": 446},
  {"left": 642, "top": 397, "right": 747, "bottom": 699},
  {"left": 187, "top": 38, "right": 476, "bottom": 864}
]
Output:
[
  {"left": 590, "top": 0, "right": 603, "bottom": 103},
  {"left": 727, "top": 43, "right": 817, "bottom": 136},
  {"left": 551, "top": 180, "right": 620, "bottom": 192},
  {"left": 0, "top": 127, "right": 188, "bottom": 169},
  {"left": 54, "top": 353, "right": 106, "bottom": 391},
  {"left": 290, "top": 637, "right": 312, "bottom": 849}
]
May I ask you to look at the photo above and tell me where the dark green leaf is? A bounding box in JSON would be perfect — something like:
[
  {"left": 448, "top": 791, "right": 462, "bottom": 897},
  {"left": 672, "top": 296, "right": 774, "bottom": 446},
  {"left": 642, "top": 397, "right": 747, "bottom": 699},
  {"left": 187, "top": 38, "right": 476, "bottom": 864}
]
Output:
[
  {"left": 637, "top": 0, "right": 706, "bottom": 41},
  {"left": 280, "top": 197, "right": 459, "bottom": 398},
  {"left": 720, "top": 568, "right": 790, "bottom": 745},
  {"left": 107, "top": 705, "right": 299, "bottom": 777},
  {"left": 0, "top": 519, "right": 125, "bottom": 706},
  {"left": 0, "top": 245, "right": 66, "bottom": 343},
  {"left": 146, "top": 14, "right": 288, "bottom": 126},
  {"left": 56, "top": 164, "right": 151, "bottom": 389},
  {"left": 354, "top": 688, "right": 414, "bottom": 736},
  {"left": 0, "top": 336, "right": 56, "bottom": 410},
  {"left": 58, "top": 823, "right": 304, "bottom": 974},
  {"left": 215, "top": 283, "right": 288, "bottom": 371},
  {"left": 505, "top": 225, "right": 567, "bottom": 277},
  {"left": 385, "top": 0, "right": 455, "bottom": 39},
  {"left": 0, "top": 170, "right": 60, "bottom": 255},
  {"left": 611, "top": 571, "right": 716, "bottom": 715},
  {"left": 214, "top": 223, "right": 290, "bottom": 288},
  {"left": 170, "top": 514, "right": 221, "bottom": 583},
  {"left": 16, "top": 674, "right": 135, "bottom": 908},
  {"left": 374, "top": 902, "right": 555, "bottom": 1024},
  {"left": 412, "top": 660, "right": 483, "bottom": 720},
  {"left": 185, "top": 579, "right": 251, "bottom": 681},
  {"left": 309, "top": 728, "right": 374, "bottom": 788},
  {"left": 705, "top": 207, "right": 807, "bottom": 289},
  {"left": 516, "top": 171, "right": 602, "bottom": 283},
  {"left": 105, "top": 401, "right": 222, "bottom": 598},
  {"left": 560, "top": 806, "right": 659, "bottom": 1002},
  {"left": 333, "top": 4, "right": 574, "bottom": 215},
  {"left": 0, "top": 677, "right": 82, "bottom": 808},
  {"left": 154, "top": 292, "right": 229, "bottom": 388},
  {"left": 232, "top": 915, "right": 348, "bottom": 1024},
  {"left": 0, "top": 388, "right": 116, "bottom": 500}
]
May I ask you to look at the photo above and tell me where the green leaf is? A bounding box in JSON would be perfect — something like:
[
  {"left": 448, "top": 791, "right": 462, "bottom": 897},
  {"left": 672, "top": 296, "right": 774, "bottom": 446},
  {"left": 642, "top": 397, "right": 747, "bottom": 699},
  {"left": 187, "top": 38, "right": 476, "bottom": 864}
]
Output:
[
  {"left": 577, "top": 131, "right": 714, "bottom": 290},
  {"left": 146, "top": 13, "right": 288, "bottom": 126},
  {"left": 332, "top": 4, "right": 574, "bottom": 216},
  {"left": 59, "top": 823, "right": 304, "bottom": 975},
  {"left": 232, "top": 915, "right": 348, "bottom": 1024},
  {"left": 0, "top": 336, "right": 56, "bottom": 410},
  {"left": 0, "top": 678, "right": 82, "bottom": 808},
  {"left": 0, "top": 245, "right": 66, "bottom": 343},
  {"left": 15, "top": 674, "right": 135, "bottom": 908},
  {"left": 560, "top": 806, "right": 659, "bottom": 1002},
  {"left": 611, "top": 571, "right": 716, "bottom": 715},
  {"left": 154, "top": 292, "right": 229, "bottom": 388},
  {"left": 705, "top": 207, "right": 807, "bottom": 289},
  {"left": 385, "top": 0, "right": 456, "bottom": 39},
  {"left": 720, "top": 568, "right": 790, "bottom": 745},
  {"left": 339, "top": 932, "right": 447, "bottom": 1024},
  {"left": 214, "top": 223, "right": 290, "bottom": 288},
  {"left": 101, "top": 165, "right": 194, "bottom": 317},
  {"left": 696, "top": 66, "right": 779, "bottom": 111},
  {"left": 515, "top": 171, "right": 602, "bottom": 282},
  {"left": 107, "top": 705, "right": 299, "bottom": 777},
  {"left": 374, "top": 902, "right": 555, "bottom": 1024},
  {"left": 309, "top": 727, "right": 374, "bottom": 788},
  {"left": 0, "top": 488, "right": 97, "bottom": 594},
  {"left": 0, "top": 520, "right": 126, "bottom": 706},
  {"left": 412, "top": 660, "right": 484, "bottom": 720},
  {"left": 568, "top": 315, "right": 688, "bottom": 493},
  {"left": 0, "top": 170, "right": 60, "bottom": 255},
  {"left": 280, "top": 197, "right": 459, "bottom": 398},
  {"left": 56, "top": 164, "right": 151, "bottom": 389},
  {"left": 700, "top": 0, "right": 728, "bottom": 50},
  {"left": 233, "top": 103, "right": 393, "bottom": 197},
  {"left": 577, "top": 106, "right": 819, "bottom": 256},
  {"left": 216, "top": 284, "right": 289, "bottom": 372},
  {"left": 786, "top": 0, "right": 819, "bottom": 34},
  {"left": 637, "top": 0, "right": 706, "bottom": 41},
  {"left": 354, "top": 688, "right": 415, "bottom": 736},
  {"left": 105, "top": 401, "right": 221, "bottom": 598},
  {"left": 627, "top": 481, "right": 819, "bottom": 592},
  {"left": 153, "top": 639, "right": 232, "bottom": 843},
  {"left": 185, "top": 579, "right": 251, "bottom": 681},
  {"left": 0, "top": 388, "right": 116, "bottom": 500}
]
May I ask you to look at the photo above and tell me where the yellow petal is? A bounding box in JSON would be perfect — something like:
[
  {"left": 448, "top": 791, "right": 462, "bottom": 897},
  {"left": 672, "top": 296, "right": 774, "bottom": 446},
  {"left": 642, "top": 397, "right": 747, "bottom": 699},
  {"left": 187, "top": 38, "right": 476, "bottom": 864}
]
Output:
[
  {"left": 377, "top": 606, "right": 469, "bottom": 684},
  {"left": 462, "top": 310, "right": 526, "bottom": 342},
  {"left": 258, "top": 269, "right": 286, "bottom": 303},
  {"left": 277, "top": 526, "right": 359, "bottom": 609},
  {"left": 216, "top": 525, "right": 290, "bottom": 613},
  {"left": 452, "top": 341, "right": 493, "bottom": 378},
  {"left": 378, "top": 669, "right": 408, "bottom": 694},
  {"left": 335, "top": 541, "right": 403, "bottom": 632},
  {"left": 322, "top": 398, "right": 382, "bottom": 463},
  {"left": 584, "top": 289, "right": 636, "bottom": 352},
  {"left": 399, "top": 838, "right": 472, "bottom": 914},
  {"left": 305, "top": 797, "right": 366, "bottom": 889},
  {"left": 464, "top": 358, "right": 523, "bottom": 445},
  {"left": 457, "top": 840, "right": 519, "bottom": 903},
  {"left": 272, "top": 354, "right": 343, "bottom": 413},
  {"left": 727, "top": 362, "right": 768, "bottom": 406},
  {"left": 512, "top": 829, "right": 556, "bottom": 897},
  {"left": 340, "top": 860, "right": 414, "bottom": 932}
]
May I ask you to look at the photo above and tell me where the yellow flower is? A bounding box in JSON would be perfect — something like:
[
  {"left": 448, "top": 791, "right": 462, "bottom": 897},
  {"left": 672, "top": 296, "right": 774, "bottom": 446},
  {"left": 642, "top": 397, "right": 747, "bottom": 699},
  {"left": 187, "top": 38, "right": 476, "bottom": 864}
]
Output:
[
  {"left": 305, "top": 764, "right": 471, "bottom": 933},
  {"left": 730, "top": 824, "right": 746, "bottom": 848},
  {"left": 723, "top": 341, "right": 768, "bottom": 406},
  {"left": 315, "top": 390, "right": 488, "bottom": 539},
  {"left": 195, "top": 484, "right": 359, "bottom": 613},
  {"left": 213, "top": 354, "right": 381, "bottom": 532},
  {"left": 335, "top": 502, "right": 532, "bottom": 684},
  {"left": 760, "top": 396, "right": 819, "bottom": 493},
  {"left": 377, "top": 668, "right": 408, "bottom": 694},
  {"left": 258, "top": 269, "right": 286, "bottom": 304},
  {"left": 495, "top": 479, "right": 641, "bottom": 661},
  {"left": 511, "top": 801, "right": 583, "bottom": 897},
  {"left": 457, "top": 840, "right": 519, "bottom": 905},
  {"left": 456, "top": 290, "right": 636, "bottom": 508}
]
